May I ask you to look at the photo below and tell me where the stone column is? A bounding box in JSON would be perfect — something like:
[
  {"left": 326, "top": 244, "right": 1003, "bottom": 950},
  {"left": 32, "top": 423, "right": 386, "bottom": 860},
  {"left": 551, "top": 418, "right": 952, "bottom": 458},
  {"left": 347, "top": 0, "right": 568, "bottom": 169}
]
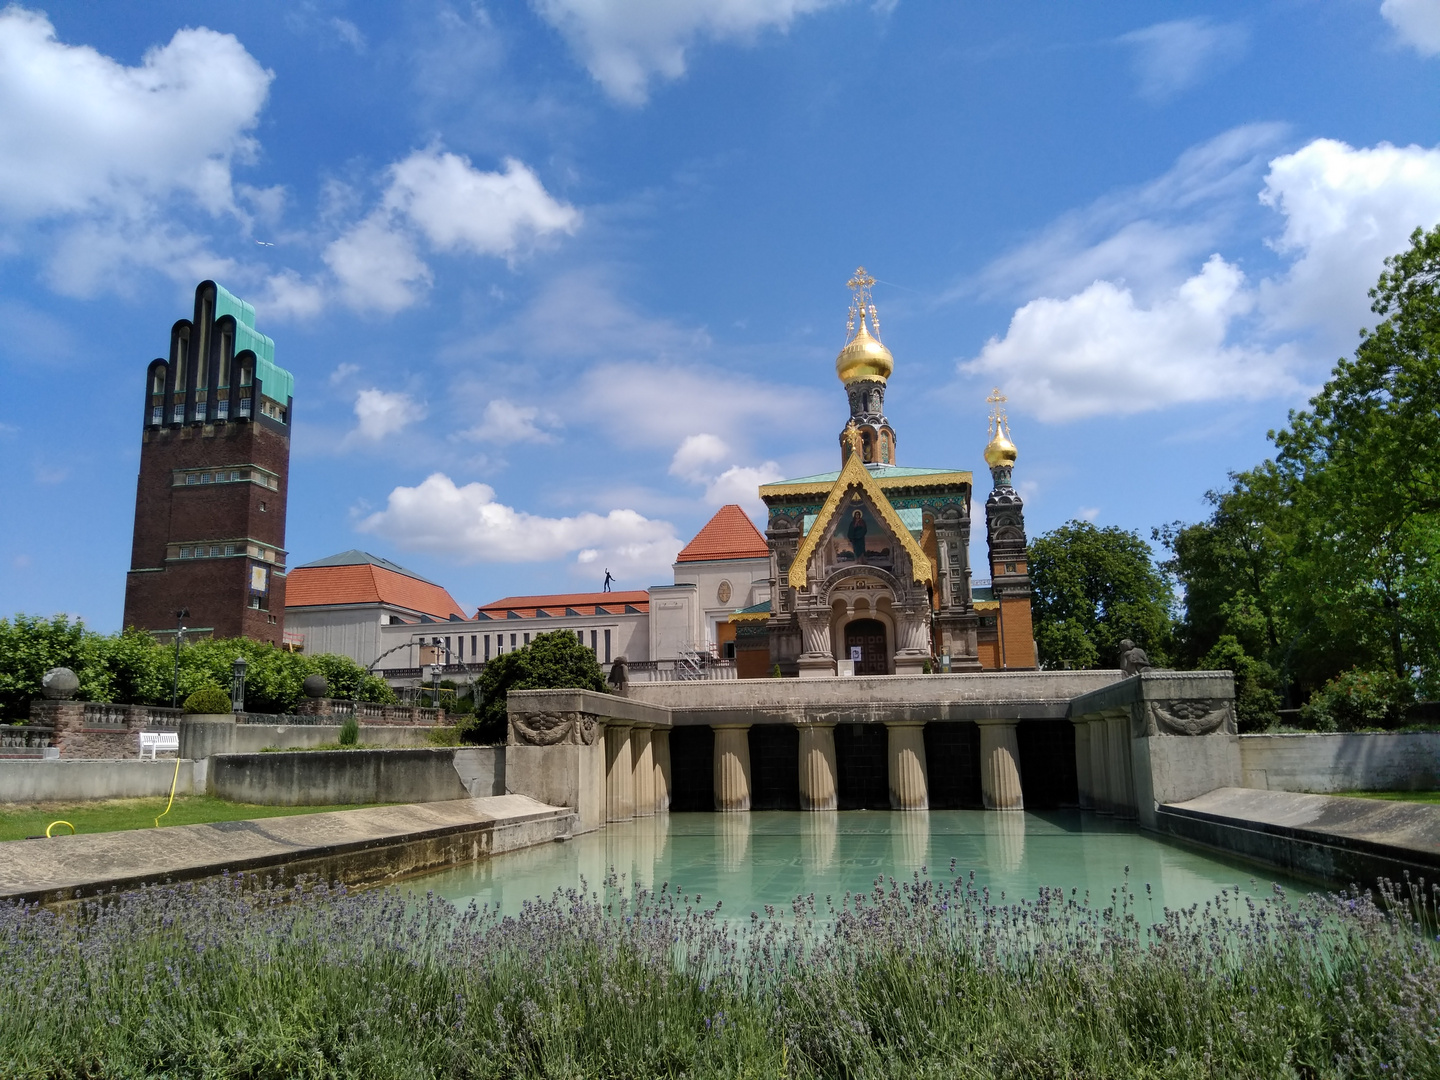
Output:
[
  {"left": 1088, "top": 718, "right": 1112, "bottom": 814},
  {"left": 631, "top": 725, "right": 655, "bottom": 818},
  {"left": 1105, "top": 710, "right": 1134, "bottom": 818},
  {"left": 977, "top": 719, "right": 1024, "bottom": 810},
  {"left": 796, "top": 608, "right": 836, "bottom": 678},
  {"left": 886, "top": 721, "right": 929, "bottom": 810},
  {"left": 651, "top": 728, "right": 672, "bottom": 813},
  {"left": 605, "top": 722, "right": 635, "bottom": 822},
  {"left": 797, "top": 722, "right": 838, "bottom": 811},
  {"left": 1072, "top": 720, "right": 1093, "bottom": 810},
  {"left": 712, "top": 724, "right": 752, "bottom": 812}
]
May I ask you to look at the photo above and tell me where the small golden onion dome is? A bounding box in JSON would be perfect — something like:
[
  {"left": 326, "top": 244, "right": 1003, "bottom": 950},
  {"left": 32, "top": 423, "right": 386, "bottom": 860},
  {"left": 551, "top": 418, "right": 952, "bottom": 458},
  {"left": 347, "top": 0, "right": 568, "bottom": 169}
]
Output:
[
  {"left": 984, "top": 428, "right": 1018, "bottom": 469},
  {"left": 835, "top": 318, "right": 894, "bottom": 384}
]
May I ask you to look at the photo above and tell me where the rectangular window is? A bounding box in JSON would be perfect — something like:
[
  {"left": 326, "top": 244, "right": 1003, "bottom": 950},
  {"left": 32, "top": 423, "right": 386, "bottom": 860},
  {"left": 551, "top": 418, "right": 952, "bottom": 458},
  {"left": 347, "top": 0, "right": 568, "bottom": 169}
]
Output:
[
  {"left": 172, "top": 405, "right": 184, "bottom": 424},
  {"left": 224, "top": 544, "right": 235, "bottom": 556},
  {"left": 230, "top": 471, "right": 240, "bottom": 481},
  {"left": 484, "top": 636, "right": 491, "bottom": 660},
  {"left": 217, "top": 400, "right": 229, "bottom": 420},
  {"left": 605, "top": 629, "right": 611, "bottom": 663},
  {"left": 185, "top": 474, "right": 198, "bottom": 485},
  {"left": 200, "top": 473, "right": 211, "bottom": 483},
  {"left": 470, "top": 635, "right": 476, "bottom": 657},
  {"left": 523, "top": 633, "right": 530, "bottom": 646},
  {"left": 445, "top": 636, "right": 451, "bottom": 660},
  {"left": 151, "top": 406, "right": 162, "bottom": 425},
  {"left": 180, "top": 547, "right": 191, "bottom": 559},
  {"left": 237, "top": 397, "right": 252, "bottom": 417},
  {"left": 510, "top": 634, "right": 517, "bottom": 649},
  {"left": 590, "top": 629, "right": 597, "bottom": 652},
  {"left": 210, "top": 546, "right": 219, "bottom": 557},
  {"left": 577, "top": 630, "right": 583, "bottom": 644}
]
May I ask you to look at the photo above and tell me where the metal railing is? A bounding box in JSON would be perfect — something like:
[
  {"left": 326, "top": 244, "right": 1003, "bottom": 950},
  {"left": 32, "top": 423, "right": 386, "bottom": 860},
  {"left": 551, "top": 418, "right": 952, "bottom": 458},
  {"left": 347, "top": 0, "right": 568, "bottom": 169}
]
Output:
[{"left": 626, "top": 658, "right": 738, "bottom": 683}]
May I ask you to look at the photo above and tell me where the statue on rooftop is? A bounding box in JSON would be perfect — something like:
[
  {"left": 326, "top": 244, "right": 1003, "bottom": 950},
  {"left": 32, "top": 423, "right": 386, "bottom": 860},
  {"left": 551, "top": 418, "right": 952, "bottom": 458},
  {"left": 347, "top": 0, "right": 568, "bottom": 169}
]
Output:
[{"left": 1118, "top": 639, "right": 1153, "bottom": 677}]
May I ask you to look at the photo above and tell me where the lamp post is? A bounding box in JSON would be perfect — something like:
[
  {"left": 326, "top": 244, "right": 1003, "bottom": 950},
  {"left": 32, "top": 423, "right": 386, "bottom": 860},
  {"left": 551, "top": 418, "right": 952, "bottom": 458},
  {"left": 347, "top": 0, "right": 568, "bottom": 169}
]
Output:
[
  {"left": 230, "top": 655, "right": 248, "bottom": 714},
  {"left": 430, "top": 662, "right": 442, "bottom": 709},
  {"left": 170, "top": 608, "right": 189, "bottom": 709}
]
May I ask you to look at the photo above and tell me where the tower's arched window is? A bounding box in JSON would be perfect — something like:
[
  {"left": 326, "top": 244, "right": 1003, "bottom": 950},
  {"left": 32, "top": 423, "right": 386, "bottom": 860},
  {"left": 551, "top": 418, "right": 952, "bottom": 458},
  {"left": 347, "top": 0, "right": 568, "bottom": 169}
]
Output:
[
  {"left": 151, "top": 367, "right": 166, "bottom": 395},
  {"left": 236, "top": 361, "right": 253, "bottom": 417}
]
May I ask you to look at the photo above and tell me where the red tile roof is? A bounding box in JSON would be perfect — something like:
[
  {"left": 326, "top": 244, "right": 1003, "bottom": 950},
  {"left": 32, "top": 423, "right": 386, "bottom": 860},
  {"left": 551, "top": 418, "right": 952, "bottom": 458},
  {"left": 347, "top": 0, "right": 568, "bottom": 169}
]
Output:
[
  {"left": 286, "top": 563, "right": 466, "bottom": 619},
  {"left": 475, "top": 590, "right": 650, "bottom": 620},
  {"left": 675, "top": 504, "right": 769, "bottom": 563}
]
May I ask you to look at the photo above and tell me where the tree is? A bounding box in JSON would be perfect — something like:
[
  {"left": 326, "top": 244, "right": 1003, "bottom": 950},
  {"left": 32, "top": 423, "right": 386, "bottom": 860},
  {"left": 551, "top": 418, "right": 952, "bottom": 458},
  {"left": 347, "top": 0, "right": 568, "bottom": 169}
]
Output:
[
  {"left": 1028, "top": 521, "right": 1175, "bottom": 670},
  {"left": 467, "top": 630, "right": 606, "bottom": 743},
  {"left": 0, "top": 614, "right": 110, "bottom": 720}
]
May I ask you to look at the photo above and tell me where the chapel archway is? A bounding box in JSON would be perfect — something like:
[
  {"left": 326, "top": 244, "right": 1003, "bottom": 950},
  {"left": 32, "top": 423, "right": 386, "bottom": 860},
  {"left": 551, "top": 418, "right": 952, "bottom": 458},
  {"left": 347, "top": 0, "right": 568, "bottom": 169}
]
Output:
[{"left": 845, "top": 618, "right": 890, "bottom": 675}]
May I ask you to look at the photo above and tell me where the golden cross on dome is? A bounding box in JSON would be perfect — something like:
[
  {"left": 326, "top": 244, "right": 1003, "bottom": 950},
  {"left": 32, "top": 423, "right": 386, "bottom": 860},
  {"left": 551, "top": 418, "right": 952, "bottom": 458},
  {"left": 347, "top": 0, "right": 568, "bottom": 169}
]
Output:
[
  {"left": 987, "top": 387, "right": 1010, "bottom": 439},
  {"left": 845, "top": 266, "right": 880, "bottom": 339}
]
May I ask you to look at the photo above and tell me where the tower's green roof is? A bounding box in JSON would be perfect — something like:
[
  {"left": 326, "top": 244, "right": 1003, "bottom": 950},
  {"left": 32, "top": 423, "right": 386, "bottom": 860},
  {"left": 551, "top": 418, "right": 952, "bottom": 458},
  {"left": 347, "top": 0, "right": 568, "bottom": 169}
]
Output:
[{"left": 215, "top": 284, "right": 293, "bottom": 403}]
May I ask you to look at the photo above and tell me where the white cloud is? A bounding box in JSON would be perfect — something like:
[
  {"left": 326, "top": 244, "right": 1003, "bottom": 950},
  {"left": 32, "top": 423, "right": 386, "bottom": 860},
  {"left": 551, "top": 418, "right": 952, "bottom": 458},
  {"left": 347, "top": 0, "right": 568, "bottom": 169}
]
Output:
[
  {"left": 962, "top": 255, "right": 1299, "bottom": 422},
  {"left": 1381, "top": 0, "right": 1440, "bottom": 56},
  {"left": 323, "top": 213, "right": 433, "bottom": 314},
  {"left": 329, "top": 362, "right": 361, "bottom": 386},
  {"left": 1257, "top": 138, "right": 1440, "bottom": 339},
  {"left": 1119, "top": 18, "right": 1247, "bottom": 101},
  {"left": 669, "top": 433, "right": 782, "bottom": 516},
  {"left": 0, "top": 8, "right": 270, "bottom": 220},
  {"left": 357, "top": 472, "right": 682, "bottom": 572},
  {"left": 385, "top": 151, "right": 580, "bottom": 257},
  {"left": 533, "top": 0, "right": 845, "bottom": 104},
  {"left": 463, "top": 399, "right": 559, "bottom": 444},
  {"left": 669, "top": 433, "right": 730, "bottom": 483},
  {"left": 256, "top": 269, "right": 327, "bottom": 320},
  {"left": 352, "top": 388, "right": 427, "bottom": 441}
]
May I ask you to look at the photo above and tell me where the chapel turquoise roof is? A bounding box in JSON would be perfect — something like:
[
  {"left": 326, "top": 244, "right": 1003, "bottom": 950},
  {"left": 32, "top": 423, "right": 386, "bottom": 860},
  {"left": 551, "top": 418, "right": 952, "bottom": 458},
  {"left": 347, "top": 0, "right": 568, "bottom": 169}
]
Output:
[{"left": 772, "top": 463, "right": 965, "bottom": 486}]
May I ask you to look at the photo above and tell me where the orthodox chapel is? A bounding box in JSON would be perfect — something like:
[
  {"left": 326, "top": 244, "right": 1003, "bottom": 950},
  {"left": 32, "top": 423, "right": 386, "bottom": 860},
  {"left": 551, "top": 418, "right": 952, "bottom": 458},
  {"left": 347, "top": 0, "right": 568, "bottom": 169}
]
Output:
[{"left": 748, "top": 268, "right": 1036, "bottom": 677}]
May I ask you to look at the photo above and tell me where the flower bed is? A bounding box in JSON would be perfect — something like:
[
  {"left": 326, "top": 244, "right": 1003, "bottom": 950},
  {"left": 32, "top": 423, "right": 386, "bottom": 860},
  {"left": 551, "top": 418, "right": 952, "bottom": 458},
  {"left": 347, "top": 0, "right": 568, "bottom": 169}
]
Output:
[{"left": 1, "top": 869, "right": 1437, "bottom": 1077}]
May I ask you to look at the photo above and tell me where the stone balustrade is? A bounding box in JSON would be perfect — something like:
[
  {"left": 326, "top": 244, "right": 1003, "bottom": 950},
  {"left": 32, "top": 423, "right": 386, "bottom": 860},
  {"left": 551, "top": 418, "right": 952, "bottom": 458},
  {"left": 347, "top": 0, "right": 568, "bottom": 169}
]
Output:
[{"left": 28, "top": 700, "right": 185, "bottom": 759}]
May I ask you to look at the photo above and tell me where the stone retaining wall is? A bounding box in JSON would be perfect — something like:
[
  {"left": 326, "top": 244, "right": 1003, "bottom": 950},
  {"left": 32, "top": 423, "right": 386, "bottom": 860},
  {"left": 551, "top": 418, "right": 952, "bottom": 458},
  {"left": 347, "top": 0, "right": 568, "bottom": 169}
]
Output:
[
  {"left": 207, "top": 747, "right": 502, "bottom": 806},
  {"left": 1240, "top": 732, "right": 1440, "bottom": 793},
  {"left": 179, "top": 716, "right": 439, "bottom": 759},
  {"left": 0, "top": 759, "right": 202, "bottom": 802}
]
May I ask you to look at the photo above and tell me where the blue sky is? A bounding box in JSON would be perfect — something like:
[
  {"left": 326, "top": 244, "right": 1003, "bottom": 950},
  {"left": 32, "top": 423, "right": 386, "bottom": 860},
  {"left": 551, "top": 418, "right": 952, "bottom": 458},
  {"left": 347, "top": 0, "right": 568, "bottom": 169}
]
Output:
[{"left": 2, "top": 0, "right": 1439, "bottom": 628}]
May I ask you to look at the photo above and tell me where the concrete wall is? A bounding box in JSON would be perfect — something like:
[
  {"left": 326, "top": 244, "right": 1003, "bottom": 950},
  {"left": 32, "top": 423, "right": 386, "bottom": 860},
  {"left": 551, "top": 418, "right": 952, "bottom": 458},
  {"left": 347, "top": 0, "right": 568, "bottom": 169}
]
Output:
[
  {"left": 207, "top": 747, "right": 501, "bottom": 806},
  {"left": 0, "top": 759, "right": 202, "bottom": 802},
  {"left": 628, "top": 669, "right": 1124, "bottom": 724},
  {"left": 179, "top": 717, "right": 437, "bottom": 760},
  {"left": 1241, "top": 732, "right": 1440, "bottom": 793}
]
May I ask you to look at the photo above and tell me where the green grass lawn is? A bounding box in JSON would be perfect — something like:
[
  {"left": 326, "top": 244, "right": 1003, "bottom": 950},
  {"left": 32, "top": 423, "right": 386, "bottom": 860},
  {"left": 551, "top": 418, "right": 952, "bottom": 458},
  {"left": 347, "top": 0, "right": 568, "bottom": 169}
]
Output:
[
  {"left": 1338, "top": 790, "right": 1440, "bottom": 804},
  {"left": 0, "top": 796, "right": 386, "bottom": 842}
]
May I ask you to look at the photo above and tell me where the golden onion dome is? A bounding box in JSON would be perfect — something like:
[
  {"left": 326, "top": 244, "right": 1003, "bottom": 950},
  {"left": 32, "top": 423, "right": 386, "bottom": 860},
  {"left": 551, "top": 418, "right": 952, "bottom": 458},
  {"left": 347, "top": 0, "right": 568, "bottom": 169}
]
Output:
[
  {"left": 835, "top": 317, "right": 894, "bottom": 383},
  {"left": 984, "top": 427, "right": 1018, "bottom": 469}
]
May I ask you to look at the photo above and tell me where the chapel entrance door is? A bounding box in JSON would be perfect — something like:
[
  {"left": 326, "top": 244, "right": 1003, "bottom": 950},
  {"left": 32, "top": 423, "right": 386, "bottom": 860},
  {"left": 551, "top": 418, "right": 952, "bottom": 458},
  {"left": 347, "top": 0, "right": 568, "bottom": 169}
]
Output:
[{"left": 845, "top": 618, "right": 890, "bottom": 675}]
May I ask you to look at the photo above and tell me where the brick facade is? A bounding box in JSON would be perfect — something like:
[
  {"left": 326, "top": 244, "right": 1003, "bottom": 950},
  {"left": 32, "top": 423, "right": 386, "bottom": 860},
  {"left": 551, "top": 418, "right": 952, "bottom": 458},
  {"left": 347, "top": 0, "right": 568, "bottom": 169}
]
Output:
[{"left": 122, "top": 281, "right": 292, "bottom": 646}]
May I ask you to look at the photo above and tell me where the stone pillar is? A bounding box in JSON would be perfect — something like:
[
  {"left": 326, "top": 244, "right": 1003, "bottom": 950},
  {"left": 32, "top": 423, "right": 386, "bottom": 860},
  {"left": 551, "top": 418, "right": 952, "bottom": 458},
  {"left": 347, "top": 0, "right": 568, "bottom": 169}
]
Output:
[
  {"left": 796, "top": 609, "right": 836, "bottom": 678},
  {"left": 605, "top": 722, "right": 635, "bottom": 822},
  {"left": 1072, "top": 720, "right": 1093, "bottom": 810},
  {"left": 631, "top": 725, "right": 655, "bottom": 818},
  {"left": 886, "top": 721, "right": 929, "bottom": 810},
  {"left": 712, "top": 724, "right": 752, "bottom": 812},
  {"left": 977, "top": 719, "right": 1024, "bottom": 810},
  {"left": 1106, "top": 711, "right": 1134, "bottom": 818},
  {"left": 651, "top": 728, "right": 671, "bottom": 813},
  {"left": 797, "top": 722, "right": 838, "bottom": 811},
  {"left": 1088, "top": 717, "right": 1112, "bottom": 814}
]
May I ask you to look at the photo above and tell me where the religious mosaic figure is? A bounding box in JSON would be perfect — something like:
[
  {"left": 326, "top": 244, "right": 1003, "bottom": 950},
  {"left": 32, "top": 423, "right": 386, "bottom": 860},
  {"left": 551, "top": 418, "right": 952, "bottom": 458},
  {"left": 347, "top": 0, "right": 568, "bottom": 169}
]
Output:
[{"left": 848, "top": 508, "right": 868, "bottom": 563}]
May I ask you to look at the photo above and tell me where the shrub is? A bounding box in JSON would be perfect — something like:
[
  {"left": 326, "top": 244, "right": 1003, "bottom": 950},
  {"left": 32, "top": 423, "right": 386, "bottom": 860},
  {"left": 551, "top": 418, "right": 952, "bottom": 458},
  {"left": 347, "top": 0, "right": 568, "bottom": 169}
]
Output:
[
  {"left": 338, "top": 715, "right": 359, "bottom": 746},
  {"left": 1301, "top": 667, "right": 1416, "bottom": 732},
  {"left": 183, "top": 683, "right": 232, "bottom": 715},
  {"left": 426, "top": 725, "right": 460, "bottom": 747},
  {"left": 1200, "top": 634, "right": 1281, "bottom": 732},
  {"left": 467, "top": 630, "right": 605, "bottom": 744}
]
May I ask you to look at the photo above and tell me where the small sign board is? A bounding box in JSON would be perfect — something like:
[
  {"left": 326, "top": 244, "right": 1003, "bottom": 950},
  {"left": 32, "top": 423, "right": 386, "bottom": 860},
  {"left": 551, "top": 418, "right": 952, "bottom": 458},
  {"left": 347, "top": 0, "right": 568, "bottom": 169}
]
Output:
[{"left": 850, "top": 646, "right": 863, "bottom": 662}]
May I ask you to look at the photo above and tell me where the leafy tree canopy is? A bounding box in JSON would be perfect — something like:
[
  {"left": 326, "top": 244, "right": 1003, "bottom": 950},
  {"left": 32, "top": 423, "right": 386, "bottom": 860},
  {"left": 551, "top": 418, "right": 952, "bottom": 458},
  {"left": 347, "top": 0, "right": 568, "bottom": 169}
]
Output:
[
  {"left": 467, "top": 630, "right": 606, "bottom": 744},
  {"left": 1028, "top": 521, "right": 1174, "bottom": 670}
]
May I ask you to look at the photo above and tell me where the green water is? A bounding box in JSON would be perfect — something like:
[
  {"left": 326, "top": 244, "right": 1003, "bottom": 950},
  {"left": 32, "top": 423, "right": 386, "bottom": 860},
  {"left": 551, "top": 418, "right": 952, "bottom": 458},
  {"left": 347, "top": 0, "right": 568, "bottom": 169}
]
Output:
[{"left": 419, "top": 811, "right": 1309, "bottom": 917}]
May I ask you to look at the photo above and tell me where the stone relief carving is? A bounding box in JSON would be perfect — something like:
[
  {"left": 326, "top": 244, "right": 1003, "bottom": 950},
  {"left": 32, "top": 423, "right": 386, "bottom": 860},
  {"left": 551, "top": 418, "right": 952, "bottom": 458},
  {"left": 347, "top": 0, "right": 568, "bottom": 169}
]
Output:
[
  {"left": 510, "top": 711, "right": 578, "bottom": 746},
  {"left": 1143, "top": 699, "right": 1235, "bottom": 737},
  {"left": 577, "top": 715, "right": 598, "bottom": 745}
]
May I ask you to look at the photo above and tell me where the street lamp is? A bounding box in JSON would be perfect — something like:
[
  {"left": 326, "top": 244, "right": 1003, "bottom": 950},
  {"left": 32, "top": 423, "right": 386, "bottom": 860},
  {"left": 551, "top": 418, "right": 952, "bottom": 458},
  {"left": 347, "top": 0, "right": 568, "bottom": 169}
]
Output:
[
  {"left": 170, "top": 608, "right": 189, "bottom": 709},
  {"left": 230, "top": 655, "right": 248, "bottom": 714}
]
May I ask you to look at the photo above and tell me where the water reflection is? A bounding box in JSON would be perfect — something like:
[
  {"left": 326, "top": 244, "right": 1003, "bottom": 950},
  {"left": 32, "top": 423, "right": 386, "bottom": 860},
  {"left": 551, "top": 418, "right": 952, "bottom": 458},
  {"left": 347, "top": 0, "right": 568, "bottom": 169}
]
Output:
[{"left": 419, "top": 810, "right": 1309, "bottom": 920}]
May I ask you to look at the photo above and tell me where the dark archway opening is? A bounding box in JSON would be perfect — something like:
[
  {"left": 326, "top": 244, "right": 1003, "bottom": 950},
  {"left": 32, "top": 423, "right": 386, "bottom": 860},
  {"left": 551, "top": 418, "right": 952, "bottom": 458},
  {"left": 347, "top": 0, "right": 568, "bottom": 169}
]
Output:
[
  {"left": 924, "top": 722, "right": 983, "bottom": 808},
  {"left": 835, "top": 723, "right": 889, "bottom": 809},
  {"left": 845, "top": 618, "right": 890, "bottom": 675},
  {"left": 748, "top": 724, "right": 799, "bottom": 810},
  {"left": 1016, "top": 720, "right": 1078, "bottom": 809},
  {"left": 669, "top": 725, "right": 714, "bottom": 811}
]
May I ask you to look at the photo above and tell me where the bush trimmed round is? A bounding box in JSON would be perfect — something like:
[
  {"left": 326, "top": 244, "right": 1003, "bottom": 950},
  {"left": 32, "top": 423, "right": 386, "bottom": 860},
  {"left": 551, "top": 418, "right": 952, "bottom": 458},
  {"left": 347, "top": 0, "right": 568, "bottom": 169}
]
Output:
[{"left": 183, "top": 684, "right": 233, "bottom": 715}]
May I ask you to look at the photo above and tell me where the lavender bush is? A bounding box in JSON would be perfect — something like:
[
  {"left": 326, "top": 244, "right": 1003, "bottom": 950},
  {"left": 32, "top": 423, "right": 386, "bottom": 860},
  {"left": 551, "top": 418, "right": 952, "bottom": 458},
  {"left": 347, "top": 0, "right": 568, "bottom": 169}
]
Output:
[{"left": 1, "top": 868, "right": 1437, "bottom": 1078}]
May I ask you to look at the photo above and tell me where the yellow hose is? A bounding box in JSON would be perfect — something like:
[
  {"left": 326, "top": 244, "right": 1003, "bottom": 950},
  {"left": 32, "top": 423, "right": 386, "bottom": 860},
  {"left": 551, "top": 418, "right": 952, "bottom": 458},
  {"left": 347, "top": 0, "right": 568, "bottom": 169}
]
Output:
[
  {"left": 45, "top": 820, "right": 75, "bottom": 837},
  {"left": 154, "top": 755, "right": 182, "bottom": 828}
]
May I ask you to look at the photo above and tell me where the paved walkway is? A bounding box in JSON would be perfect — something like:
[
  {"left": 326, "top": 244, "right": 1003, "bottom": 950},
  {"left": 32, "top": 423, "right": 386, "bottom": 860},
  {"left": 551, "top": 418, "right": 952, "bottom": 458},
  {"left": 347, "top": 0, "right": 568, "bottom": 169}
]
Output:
[
  {"left": 1163, "top": 787, "right": 1440, "bottom": 887},
  {"left": 0, "top": 795, "right": 572, "bottom": 906}
]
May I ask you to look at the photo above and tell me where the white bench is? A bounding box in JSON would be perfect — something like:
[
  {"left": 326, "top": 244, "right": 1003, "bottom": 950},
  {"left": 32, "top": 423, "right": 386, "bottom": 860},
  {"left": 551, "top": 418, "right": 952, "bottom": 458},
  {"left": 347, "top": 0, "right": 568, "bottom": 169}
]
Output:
[{"left": 139, "top": 731, "right": 180, "bottom": 760}]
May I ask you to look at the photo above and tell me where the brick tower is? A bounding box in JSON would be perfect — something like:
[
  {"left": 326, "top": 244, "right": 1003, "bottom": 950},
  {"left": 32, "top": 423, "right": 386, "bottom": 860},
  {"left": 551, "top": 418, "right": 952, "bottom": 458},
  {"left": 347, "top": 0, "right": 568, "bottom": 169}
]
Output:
[
  {"left": 981, "top": 389, "right": 1036, "bottom": 669},
  {"left": 122, "top": 281, "right": 294, "bottom": 645}
]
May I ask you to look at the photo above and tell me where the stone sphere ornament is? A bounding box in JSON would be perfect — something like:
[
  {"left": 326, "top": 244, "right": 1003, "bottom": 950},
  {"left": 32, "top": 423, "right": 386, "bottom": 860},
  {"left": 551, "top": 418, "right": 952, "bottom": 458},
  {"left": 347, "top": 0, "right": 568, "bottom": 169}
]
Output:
[
  {"left": 302, "top": 674, "right": 329, "bottom": 699},
  {"left": 41, "top": 667, "right": 80, "bottom": 700}
]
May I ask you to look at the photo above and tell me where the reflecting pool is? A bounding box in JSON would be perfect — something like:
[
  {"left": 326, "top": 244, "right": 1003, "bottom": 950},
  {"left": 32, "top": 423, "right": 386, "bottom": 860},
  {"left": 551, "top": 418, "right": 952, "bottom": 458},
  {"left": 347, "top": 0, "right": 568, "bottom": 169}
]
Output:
[{"left": 419, "top": 811, "right": 1310, "bottom": 917}]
